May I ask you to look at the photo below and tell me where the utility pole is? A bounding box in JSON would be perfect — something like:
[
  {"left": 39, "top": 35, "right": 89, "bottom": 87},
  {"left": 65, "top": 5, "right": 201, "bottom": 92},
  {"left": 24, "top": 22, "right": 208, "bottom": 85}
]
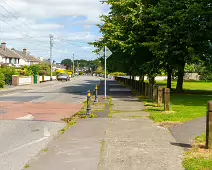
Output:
[
  {"left": 73, "top": 53, "right": 75, "bottom": 77},
  {"left": 50, "top": 34, "right": 53, "bottom": 81},
  {"left": 77, "top": 60, "right": 80, "bottom": 74}
]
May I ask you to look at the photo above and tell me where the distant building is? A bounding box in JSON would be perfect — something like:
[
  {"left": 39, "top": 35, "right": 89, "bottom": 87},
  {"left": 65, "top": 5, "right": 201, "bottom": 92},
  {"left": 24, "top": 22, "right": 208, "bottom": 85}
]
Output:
[{"left": 0, "top": 42, "right": 21, "bottom": 66}]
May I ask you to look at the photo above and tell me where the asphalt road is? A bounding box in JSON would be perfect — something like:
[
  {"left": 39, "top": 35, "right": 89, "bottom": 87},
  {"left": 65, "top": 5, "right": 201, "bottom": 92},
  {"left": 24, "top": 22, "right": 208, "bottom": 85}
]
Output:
[{"left": 0, "top": 76, "right": 100, "bottom": 170}]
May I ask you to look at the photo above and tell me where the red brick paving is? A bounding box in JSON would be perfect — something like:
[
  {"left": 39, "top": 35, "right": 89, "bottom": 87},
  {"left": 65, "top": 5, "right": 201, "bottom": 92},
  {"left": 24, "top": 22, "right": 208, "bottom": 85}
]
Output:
[{"left": 0, "top": 102, "right": 83, "bottom": 122}]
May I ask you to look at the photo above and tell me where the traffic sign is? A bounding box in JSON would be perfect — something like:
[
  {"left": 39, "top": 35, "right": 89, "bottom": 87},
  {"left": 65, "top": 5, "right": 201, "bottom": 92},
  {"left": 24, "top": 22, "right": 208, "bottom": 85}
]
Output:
[
  {"left": 98, "top": 46, "right": 112, "bottom": 58},
  {"left": 105, "top": 46, "right": 112, "bottom": 58}
]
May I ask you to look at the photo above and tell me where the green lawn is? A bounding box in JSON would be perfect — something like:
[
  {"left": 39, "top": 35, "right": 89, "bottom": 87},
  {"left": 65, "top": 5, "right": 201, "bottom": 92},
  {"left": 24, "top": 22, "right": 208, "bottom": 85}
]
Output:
[
  {"left": 183, "top": 134, "right": 212, "bottom": 170},
  {"left": 148, "top": 94, "right": 210, "bottom": 123},
  {"left": 144, "top": 80, "right": 212, "bottom": 123},
  {"left": 156, "top": 80, "right": 212, "bottom": 92}
]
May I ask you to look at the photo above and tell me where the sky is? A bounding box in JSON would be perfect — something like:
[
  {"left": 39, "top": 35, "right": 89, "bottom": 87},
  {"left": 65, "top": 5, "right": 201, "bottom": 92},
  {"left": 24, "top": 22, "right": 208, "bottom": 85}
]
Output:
[{"left": 0, "top": 0, "right": 109, "bottom": 62}]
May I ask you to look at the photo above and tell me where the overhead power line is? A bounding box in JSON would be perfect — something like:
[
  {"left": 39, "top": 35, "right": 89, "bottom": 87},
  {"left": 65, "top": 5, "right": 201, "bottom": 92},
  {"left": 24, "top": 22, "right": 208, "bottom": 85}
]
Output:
[
  {"left": 0, "top": 13, "right": 34, "bottom": 39},
  {"left": 0, "top": 4, "right": 33, "bottom": 31},
  {"left": 2, "top": 0, "right": 16, "bottom": 13}
]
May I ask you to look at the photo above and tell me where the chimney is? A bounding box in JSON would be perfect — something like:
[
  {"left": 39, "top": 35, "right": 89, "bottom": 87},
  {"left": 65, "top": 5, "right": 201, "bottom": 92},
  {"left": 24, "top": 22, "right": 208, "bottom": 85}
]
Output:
[
  {"left": 11, "top": 48, "right": 15, "bottom": 51},
  {"left": 23, "top": 48, "right": 27, "bottom": 55},
  {"left": 1, "top": 42, "right": 6, "bottom": 50}
]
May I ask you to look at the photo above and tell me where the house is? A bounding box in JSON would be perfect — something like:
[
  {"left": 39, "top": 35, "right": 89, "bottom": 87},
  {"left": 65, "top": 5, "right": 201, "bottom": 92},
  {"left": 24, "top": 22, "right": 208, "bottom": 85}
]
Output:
[
  {"left": 12, "top": 48, "right": 41, "bottom": 66},
  {"left": 0, "top": 42, "right": 21, "bottom": 66}
]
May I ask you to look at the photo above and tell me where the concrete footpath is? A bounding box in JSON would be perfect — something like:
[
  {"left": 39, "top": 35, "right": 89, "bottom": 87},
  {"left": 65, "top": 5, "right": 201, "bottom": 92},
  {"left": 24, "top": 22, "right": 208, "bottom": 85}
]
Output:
[
  {"left": 26, "top": 80, "right": 184, "bottom": 170},
  {"left": 98, "top": 81, "right": 184, "bottom": 170}
]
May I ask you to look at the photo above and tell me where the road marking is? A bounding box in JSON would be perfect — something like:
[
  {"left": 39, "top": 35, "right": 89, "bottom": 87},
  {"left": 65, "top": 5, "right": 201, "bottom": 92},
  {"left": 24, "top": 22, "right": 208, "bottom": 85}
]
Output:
[
  {"left": 16, "top": 114, "right": 34, "bottom": 120},
  {"left": 44, "top": 127, "right": 50, "bottom": 137},
  {"left": 0, "top": 137, "right": 48, "bottom": 156}
]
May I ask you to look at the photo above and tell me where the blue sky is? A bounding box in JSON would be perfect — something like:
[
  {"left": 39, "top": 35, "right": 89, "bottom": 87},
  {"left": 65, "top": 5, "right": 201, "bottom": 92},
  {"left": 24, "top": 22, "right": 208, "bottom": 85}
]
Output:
[{"left": 0, "top": 0, "right": 109, "bottom": 62}]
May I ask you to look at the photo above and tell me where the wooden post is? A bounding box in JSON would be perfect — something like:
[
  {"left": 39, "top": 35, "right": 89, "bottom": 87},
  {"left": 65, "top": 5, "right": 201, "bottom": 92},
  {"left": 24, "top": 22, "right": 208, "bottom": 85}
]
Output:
[
  {"left": 139, "top": 82, "right": 142, "bottom": 94},
  {"left": 137, "top": 81, "right": 139, "bottom": 92},
  {"left": 206, "top": 101, "right": 212, "bottom": 149},
  {"left": 142, "top": 82, "right": 145, "bottom": 96},
  {"left": 158, "top": 87, "right": 163, "bottom": 107},
  {"left": 153, "top": 85, "right": 158, "bottom": 103},
  {"left": 145, "top": 83, "right": 148, "bottom": 97},
  {"left": 164, "top": 88, "right": 170, "bottom": 111},
  {"left": 148, "top": 83, "right": 152, "bottom": 99}
]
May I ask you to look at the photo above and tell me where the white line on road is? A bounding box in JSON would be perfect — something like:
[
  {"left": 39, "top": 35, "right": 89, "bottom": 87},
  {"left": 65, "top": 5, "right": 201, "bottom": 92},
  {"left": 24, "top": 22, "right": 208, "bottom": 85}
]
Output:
[
  {"left": 44, "top": 126, "right": 50, "bottom": 137},
  {"left": 0, "top": 137, "right": 49, "bottom": 156},
  {"left": 16, "top": 114, "right": 34, "bottom": 120}
]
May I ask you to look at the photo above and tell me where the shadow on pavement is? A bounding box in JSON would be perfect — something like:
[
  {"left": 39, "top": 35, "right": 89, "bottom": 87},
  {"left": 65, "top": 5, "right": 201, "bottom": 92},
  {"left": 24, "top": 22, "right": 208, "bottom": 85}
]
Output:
[{"left": 170, "top": 142, "right": 192, "bottom": 149}]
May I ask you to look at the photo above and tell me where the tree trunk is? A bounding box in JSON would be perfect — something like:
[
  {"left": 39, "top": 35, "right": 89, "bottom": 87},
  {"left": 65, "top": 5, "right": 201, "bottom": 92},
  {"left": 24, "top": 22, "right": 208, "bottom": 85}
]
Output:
[
  {"left": 176, "top": 64, "right": 185, "bottom": 92},
  {"left": 167, "top": 68, "right": 172, "bottom": 89},
  {"left": 149, "top": 76, "right": 155, "bottom": 85},
  {"left": 139, "top": 75, "right": 144, "bottom": 82}
]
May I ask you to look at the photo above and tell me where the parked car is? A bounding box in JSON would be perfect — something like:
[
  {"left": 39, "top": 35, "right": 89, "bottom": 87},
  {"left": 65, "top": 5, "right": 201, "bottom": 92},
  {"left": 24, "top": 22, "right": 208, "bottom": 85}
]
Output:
[{"left": 57, "top": 74, "right": 70, "bottom": 81}]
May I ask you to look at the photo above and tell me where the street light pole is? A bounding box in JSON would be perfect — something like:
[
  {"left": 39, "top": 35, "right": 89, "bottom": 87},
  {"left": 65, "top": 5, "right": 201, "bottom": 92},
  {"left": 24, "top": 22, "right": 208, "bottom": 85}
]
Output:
[
  {"left": 104, "top": 46, "right": 107, "bottom": 98},
  {"left": 73, "top": 54, "right": 75, "bottom": 77},
  {"left": 50, "top": 34, "right": 53, "bottom": 81}
]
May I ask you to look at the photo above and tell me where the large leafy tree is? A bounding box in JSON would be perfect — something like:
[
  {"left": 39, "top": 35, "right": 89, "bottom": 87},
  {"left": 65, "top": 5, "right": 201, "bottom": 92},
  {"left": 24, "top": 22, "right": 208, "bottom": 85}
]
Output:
[{"left": 92, "top": 0, "right": 211, "bottom": 91}]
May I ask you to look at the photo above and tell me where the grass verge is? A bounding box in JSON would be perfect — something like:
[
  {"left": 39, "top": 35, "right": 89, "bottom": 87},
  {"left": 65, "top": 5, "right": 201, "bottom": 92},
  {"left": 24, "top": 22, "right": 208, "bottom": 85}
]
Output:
[
  {"left": 144, "top": 93, "right": 209, "bottom": 123},
  {"left": 183, "top": 134, "right": 212, "bottom": 170}
]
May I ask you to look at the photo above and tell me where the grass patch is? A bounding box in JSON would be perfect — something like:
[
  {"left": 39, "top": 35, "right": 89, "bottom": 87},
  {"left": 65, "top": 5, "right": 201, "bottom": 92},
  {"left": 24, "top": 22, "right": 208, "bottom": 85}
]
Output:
[
  {"left": 24, "top": 164, "right": 30, "bottom": 169},
  {"left": 147, "top": 93, "right": 209, "bottom": 123},
  {"left": 157, "top": 80, "right": 212, "bottom": 93},
  {"left": 59, "top": 119, "right": 77, "bottom": 134},
  {"left": 183, "top": 134, "right": 212, "bottom": 170},
  {"left": 42, "top": 148, "right": 48, "bottom": 153}
]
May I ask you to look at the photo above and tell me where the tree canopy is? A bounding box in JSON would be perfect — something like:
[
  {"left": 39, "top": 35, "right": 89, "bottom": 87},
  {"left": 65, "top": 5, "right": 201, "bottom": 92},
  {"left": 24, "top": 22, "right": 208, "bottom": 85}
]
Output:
[{"left": 91, "top": 0, "right": 212, "bottom": 91}]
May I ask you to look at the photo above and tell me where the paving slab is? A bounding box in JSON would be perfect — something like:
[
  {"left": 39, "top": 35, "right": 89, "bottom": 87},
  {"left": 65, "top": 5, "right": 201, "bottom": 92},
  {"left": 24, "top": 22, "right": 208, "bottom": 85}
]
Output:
[
  {"left": 99, "top": 80, "right": 184, "bottom": 170},
  {"left": 99, "top": 114, "right": 184, "bottom": 170},
  {"left": 111, "top": 111, "right": 150, "bottom": 118},
  {"left": 27, "top": 118, "right": 108, "bottom": 170}
]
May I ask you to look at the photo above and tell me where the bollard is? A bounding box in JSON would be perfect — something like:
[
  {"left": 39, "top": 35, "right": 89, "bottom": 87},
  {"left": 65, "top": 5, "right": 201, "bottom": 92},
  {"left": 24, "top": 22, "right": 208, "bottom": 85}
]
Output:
[
  {"left": 164, "top": 88, "right": 170, "bottom": 111},
  {"left": 94, "top": 85, "right": 98, "bottom": 102},
  {"left": 206, "top": 101, "right": 212, "bottom": 149},
  {"left": 158, "top": 87, "right": 163, "bottom": 107},
  {"left": 86, "top": 90, "right": 91, "bottom": 115},
  {"left": 153, "top": 85, "right": 158, "bottom": 103}
]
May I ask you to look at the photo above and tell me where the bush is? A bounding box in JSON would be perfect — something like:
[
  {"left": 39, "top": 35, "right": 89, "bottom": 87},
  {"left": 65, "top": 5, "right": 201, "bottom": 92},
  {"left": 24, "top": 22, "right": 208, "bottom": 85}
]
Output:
[
  {"left": 38, "top": 64, "right": 50, "bottom": 76},
  {"left": 1, "top": 66, "right": 18, "bottom": 85},
  {"left": 29, "top": 65, "right": 40, "bottom": 75},
  {"left": 109, "top": 72, "right": 127, "bottom": 76},
  {"left": 0, "top": 72, "right": 5, "bottom": 88}
]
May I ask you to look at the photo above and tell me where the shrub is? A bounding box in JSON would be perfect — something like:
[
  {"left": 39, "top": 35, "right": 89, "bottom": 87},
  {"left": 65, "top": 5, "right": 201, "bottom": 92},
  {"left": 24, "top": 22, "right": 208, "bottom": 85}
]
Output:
[
  {"left": 0, "top": 72, "right": 5, "bottom": 88},
  {"left": 29, "top": 65, "right": 40, "bottom": 75},
  {"left": 38, "top": 64, "right": 51, "bottom": 76},
  {"left": 109, "top": 72, "right": 127, "bottom": 76},
  {"left": 1, "top": 66, "right": 18, "bottom": 85}
]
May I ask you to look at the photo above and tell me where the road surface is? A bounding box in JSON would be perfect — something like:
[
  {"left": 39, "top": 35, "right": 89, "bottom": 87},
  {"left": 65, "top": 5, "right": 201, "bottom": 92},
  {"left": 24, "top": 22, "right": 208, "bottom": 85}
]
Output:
[{"left": 0, "top": 76, "right": 99, "bottom": 170}]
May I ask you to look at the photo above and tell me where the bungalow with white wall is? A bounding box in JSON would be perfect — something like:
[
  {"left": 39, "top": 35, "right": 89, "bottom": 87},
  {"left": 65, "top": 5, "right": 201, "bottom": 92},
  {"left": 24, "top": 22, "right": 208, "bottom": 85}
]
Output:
[
  {"left": 12, "top": 48, "right": 41, "bottom": 67},
  {"left": 0, "top": 42, "right": 21, "bottom": 66}
]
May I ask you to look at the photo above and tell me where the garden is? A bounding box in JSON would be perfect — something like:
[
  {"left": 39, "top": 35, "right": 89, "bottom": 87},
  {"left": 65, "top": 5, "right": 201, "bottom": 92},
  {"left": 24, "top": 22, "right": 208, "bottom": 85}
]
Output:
[{"left": 0, "top": 64, "right": 72, "bottom": 88}]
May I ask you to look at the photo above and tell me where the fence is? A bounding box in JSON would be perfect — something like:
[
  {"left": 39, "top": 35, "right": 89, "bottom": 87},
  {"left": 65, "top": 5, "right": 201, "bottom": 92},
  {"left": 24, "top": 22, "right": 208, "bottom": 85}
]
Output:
[{"left": 115, "top": 76, "right": 171, "bottom": 111}]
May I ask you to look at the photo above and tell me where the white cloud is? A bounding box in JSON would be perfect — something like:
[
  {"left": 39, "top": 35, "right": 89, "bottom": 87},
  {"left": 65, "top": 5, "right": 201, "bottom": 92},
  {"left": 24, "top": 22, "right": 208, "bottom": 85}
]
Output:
[{"left": 0, "top": 0, "right": 108, "bottom": 61}]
